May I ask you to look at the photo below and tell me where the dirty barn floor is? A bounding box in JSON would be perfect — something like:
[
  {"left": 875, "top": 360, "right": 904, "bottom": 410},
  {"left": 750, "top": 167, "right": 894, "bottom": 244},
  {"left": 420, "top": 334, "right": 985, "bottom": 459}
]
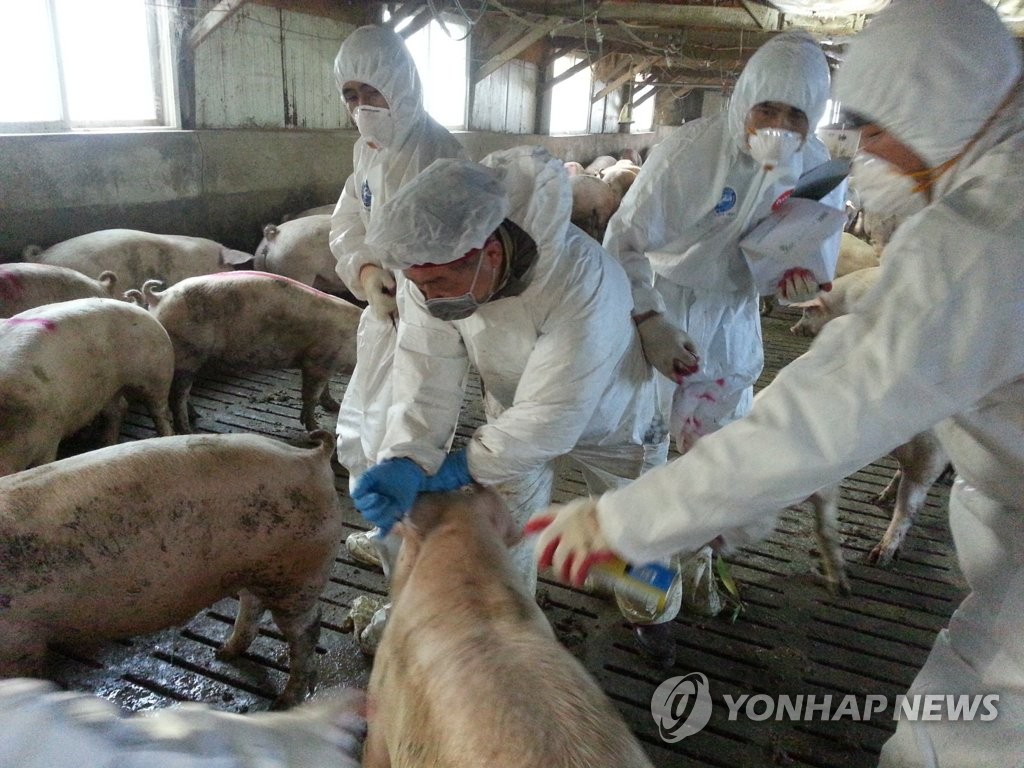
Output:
[{"left": 40, "top": 307, "right": 964, "bottom": 768}]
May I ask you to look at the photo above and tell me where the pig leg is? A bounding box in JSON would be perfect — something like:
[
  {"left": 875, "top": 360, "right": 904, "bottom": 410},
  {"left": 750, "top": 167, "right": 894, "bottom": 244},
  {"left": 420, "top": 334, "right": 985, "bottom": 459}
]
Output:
[
  {"left": 217, "top": 589, "right": 265, "bottom": 660},
  {"left": 300, "top": 366, "right": 333, "bottom": 431},
  {"left": 876, "top": 468, "right": 901, "bottom": 506},
  {"left": 97, "top": 396, "right": 128, "bottom": 447},
  {"left": 169, "top": 371, "right": 196, "bottom": 434},
  {"left": 127, "top": 383, "right": 175, "bottom": 437},
  {"left": 267, "top": 601, "right": 322, "bottom": 709},
  {"left": 809, "top": 485, "right": 851, "bottom": 596},
  {"left": 869, "top": 436, "right": 949, "bottom": 565}
]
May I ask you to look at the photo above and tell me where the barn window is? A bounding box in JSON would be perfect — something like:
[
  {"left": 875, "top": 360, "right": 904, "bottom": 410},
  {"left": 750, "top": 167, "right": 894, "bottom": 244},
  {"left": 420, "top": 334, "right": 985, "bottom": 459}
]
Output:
[
  {"left": 0, "top": 0, "right": 177, "bottom": 132},
  {"left": 549, "top": 53, "right": 592, "bottom": 134},
  {"left": 390, "top": 15, "right": 468, "bottom": 130}
]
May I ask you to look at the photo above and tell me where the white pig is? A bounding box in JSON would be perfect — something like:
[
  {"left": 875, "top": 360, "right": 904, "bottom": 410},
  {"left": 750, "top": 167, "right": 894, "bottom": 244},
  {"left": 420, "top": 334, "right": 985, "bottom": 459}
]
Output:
[
  {"left": 570, "top": 175, "right": 621, "bottom": 242},
  {"left": 0, "top": 298, "right": 175, "bottom": 476},
  {"left": 23, "top": 229, "right": 252, "bottom": 290},
  {"left": 364, "top": 488, "right": 654, "bottom": 768},
  {"left": 254, "top": 215, "right": 350, "bottom": 295},
  {"left": 0, "top": 263, "right": 118, "bottom": 318},
  {"left": 584, "top": 155, "right": 618, "bottom": 175},
  {"left": 789, "top": 266, "right": 950, "bottom": 565},
  {"left": 137, "top": 271, "right": 360, "bottom": 433},
  {"left": 789, "top": 266, "right": 880, "bottom": 337},
  {"left": 0, "top": 431, "right": 345, "bottom": 709},
  {"left": 836, "top": 231, "right": 881, "bottom": 277}
]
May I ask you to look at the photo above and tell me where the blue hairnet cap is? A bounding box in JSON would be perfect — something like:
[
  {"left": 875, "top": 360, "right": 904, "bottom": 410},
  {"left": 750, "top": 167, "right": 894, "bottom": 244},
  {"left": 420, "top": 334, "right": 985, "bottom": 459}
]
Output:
[{"left": 366, "top": 158, "right": 511, "bottom": 269}]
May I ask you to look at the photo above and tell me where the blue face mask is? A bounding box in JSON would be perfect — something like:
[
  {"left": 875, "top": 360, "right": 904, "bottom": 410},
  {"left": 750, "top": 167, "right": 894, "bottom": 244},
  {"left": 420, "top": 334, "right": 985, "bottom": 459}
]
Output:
[{"left": 424, "top": 250, "right": 489, "bottom": 321}]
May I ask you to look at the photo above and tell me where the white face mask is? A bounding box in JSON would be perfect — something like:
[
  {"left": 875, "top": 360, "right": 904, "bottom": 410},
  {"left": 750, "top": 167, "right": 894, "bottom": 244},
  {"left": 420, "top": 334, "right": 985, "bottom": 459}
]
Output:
[
  {"left": 747, "top": 128, "right": 803, "bottom": 171},
  {"left": 850, "top": 154, "right": 928, "bottom": 219},
  {"left": 352, "top": 106, "right": 395, "bottom": 149}
]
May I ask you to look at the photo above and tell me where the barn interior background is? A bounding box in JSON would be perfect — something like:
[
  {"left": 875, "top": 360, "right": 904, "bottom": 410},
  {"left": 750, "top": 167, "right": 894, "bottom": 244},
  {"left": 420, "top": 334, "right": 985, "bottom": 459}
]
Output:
[{"left": 2, "top": 1, "right": 1023, "bottom": 765}]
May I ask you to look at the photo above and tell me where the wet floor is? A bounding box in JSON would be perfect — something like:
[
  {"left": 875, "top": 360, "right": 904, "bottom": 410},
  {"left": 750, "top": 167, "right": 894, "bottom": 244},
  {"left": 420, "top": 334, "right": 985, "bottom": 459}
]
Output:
[{"left": 33, "top": 306, "right": 962, "bottom": 768}]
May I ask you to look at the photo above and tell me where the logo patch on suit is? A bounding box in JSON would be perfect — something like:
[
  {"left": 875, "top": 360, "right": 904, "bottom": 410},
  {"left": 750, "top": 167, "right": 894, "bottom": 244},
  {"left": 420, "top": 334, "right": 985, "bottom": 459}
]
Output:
[
  {"left": 361, "top": 179, "right": 373, "bottom": 210},
  {"left": 714, "top": 187, "right": 737, "bottom": 214}
]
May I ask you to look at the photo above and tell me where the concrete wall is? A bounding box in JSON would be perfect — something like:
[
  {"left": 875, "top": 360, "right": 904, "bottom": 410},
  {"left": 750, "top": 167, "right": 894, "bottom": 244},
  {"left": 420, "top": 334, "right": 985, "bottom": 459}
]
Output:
[{"left": 0, "top": 129, "right": 654, "bottom": 260}]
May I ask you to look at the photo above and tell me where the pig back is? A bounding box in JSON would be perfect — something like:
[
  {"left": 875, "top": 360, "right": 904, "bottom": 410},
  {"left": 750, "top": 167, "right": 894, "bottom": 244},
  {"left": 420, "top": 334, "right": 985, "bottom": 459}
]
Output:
[
  {"left": 151, "top": 271, "right": 359, "bottom": 370},
  {"left": 0, "top": 432, "right": 342, "bottom": 646},
  {"left": 0, "top": 298, "right": 174, "bottom": 412},
  {"left": 0, "top": 263, "right": 116, "bottom": 318},
  {"left": 25, "top": 229, "right": 244, "bottom": 290}
]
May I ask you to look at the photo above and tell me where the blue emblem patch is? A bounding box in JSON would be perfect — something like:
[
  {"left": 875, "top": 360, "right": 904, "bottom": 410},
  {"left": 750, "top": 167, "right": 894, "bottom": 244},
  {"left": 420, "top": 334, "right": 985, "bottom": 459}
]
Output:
[
  {"left": 361, "top": 179, "right": 373, "bottom": 210},
  {"left": 714, "top": 186, "right": 737, "bottom": 214}
]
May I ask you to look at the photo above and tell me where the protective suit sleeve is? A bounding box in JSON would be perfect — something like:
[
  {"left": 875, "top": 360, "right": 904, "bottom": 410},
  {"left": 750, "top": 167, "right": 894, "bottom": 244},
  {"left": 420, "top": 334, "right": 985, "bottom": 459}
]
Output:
[
  {"left": 466, "top": 263, "right": 635, "bottom": 485},
  {"left": 329, "top": 171, "right": 376, "bottom": 300},
  {"left": 378, "top": 292, "right": 470, "bottom": 473},
  {"left": 0, "top": 678, "right": 364, "bottom": 768},
  {"left": 595, "top": 205, "right": 1024, "bottom": 563},
  {"left": 602, "top": 120, "right": 717, "bottom": 315}
]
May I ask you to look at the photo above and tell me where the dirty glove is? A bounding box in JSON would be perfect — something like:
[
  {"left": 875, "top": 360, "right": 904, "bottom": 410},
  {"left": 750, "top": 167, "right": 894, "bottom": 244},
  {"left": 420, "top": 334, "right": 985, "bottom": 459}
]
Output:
[
  {"left": 359, "top": 263, "right": 397, "bottom": 320},
  {"left": 635, "top": 313, "right": 700, "bottom": 384},
  {"left": 526, "top": 498, "right": 617, "bottom": 588},
  {"left": 352, "top": 458, "right": 425, "bottom": 535},
  {"left": 775, "top": 267, "right": 831, "bottom": 305},
  {"left": 421, "top": 450, "right": 473, "bottom": 493}
]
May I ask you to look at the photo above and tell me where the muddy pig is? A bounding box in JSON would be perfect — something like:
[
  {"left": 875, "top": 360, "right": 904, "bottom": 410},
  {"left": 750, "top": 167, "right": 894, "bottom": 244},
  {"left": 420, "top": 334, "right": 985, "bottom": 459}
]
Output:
[
  {"left": 0, "top": 298, "right": 174, "bottom": 476},
  {"left": 0, "top": 263, "right": 118, "bottom": 317},
  {"left": 364, "top": 488, "right": 654, "bottom": 768},
  {"left": 136, "top": 271, "right": 360, "bottom": 433},
  {"left": 255, "top": 215, "right": 350, "bottom": 296},
  {"left": 0, "top": 431, "right": 344, "bottom": 709},
  {"left": 23, "top": 228, "right": 252, "bottom": 290}
]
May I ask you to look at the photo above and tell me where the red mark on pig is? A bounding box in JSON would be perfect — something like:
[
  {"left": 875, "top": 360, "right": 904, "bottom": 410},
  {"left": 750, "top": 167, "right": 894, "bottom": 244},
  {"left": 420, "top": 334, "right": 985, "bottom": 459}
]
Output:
[
  {"left": 715, "top": 378, "right": 725, "bottom": 387},
  {"left": 697, "top": 392, "right": 717, "bottom": 403},
  {"left": 5, "top": 317, "right": 57, "bottom": 331},
  {"left": 0, "top": 271, "right": 24, "bottom": 301}
]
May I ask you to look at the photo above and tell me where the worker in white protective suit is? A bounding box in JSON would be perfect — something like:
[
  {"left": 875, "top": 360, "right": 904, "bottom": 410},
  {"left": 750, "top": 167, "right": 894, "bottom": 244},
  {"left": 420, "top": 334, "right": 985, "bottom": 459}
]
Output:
[
  {"left": 329, "top": 25, "right": 466, "bottom": 568},
  {"left": 532, "top": 1, "right": 1024, "bottom": 766},
  {"left": 603, "top": 29, "right": 845, "bottom": 457},
  {"left": 351, "top": 146, "right": 682, "bottom": 664},
  {"left": 0, "top": 678, "right": 364, "bottom": 767}
]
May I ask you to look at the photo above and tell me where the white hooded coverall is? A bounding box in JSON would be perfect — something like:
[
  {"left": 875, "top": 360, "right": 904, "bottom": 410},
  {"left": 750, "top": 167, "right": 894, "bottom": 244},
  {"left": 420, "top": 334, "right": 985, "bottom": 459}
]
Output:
[
  {"left": 367, "top": 147, "right": 659, "bottom": 598},
  {"left": 593, "top": 1, "right": 1024, "bottom": 765},
  {"left": 603, "top": 30, "right": 844, "bottom": 451},
  {"left": 329, "top": 25, "right": 466, "bottom": 483}
]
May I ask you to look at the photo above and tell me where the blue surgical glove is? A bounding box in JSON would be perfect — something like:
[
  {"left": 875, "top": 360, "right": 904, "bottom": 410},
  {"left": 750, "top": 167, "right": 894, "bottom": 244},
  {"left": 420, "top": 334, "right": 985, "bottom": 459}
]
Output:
[
  {"left": 351, "top": 457, "right": 426, "bottom": 534},
  {"left": 421, "top": 450, "right": 473, "bottom": 493}
]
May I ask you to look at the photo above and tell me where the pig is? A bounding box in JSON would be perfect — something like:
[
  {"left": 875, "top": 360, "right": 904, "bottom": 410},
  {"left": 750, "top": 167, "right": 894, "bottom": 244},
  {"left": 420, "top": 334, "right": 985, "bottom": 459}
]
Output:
[
  {"left": 22, "top": 229, "right": 252, "bottom": 291},
  {"left": 570, "top": 174, "right": 621, "bottom": 242},
  {"left": 584, "top": 154, "right": 618, "bottom": 175},
  {"left": 789, "top": 267, "right": 950, "bottom": 566},
  {"left": 0, "top": 430, "right": 344, "bottom": 709},
  {"left": 599, "top": 165, "right": 639, "bottom": 200},
  {"left": 0, "top": 298, "right": 175, "bottom": 476},
  {"left": 836, "top": 231, "right": 881, "bottom": 278},
  {"left": 254, "top": 215, "right": 350, "bottom": 295},
  {"left": 789, "top": 266, "right": 880, "bottom": 337},
  {"left": 619, "top": 148, "right": 643, "bottom": 166},
  {"left": 364, "top": 488, "right": 654, "bottom": 768},
  {"left": 563, "top": 160, "right": 585, "bottom": 177},
  {"left": 0, "top": 263, "right": 118, "bottom": 318},
  {"left": 136, "top": 271, "right": 360, "bottom": 433}
]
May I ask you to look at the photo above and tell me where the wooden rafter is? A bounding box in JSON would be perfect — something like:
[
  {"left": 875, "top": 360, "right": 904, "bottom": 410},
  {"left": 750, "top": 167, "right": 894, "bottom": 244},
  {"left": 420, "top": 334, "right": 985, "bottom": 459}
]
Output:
[
  {"left": 474, "top": 16, "right": 564, "bottom": 82},
  {"left": 188, "top": 0, "right": 250, "bottom": 50},
  {"left": 592, "top": 56, "right": 658, "bottom": 102}
]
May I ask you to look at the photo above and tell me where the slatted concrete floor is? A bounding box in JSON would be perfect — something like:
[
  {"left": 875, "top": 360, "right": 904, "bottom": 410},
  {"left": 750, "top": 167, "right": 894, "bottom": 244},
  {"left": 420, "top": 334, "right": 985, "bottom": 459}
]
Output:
[{"left": 39, "top": 307, "right": 964, "bottom": 768}]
